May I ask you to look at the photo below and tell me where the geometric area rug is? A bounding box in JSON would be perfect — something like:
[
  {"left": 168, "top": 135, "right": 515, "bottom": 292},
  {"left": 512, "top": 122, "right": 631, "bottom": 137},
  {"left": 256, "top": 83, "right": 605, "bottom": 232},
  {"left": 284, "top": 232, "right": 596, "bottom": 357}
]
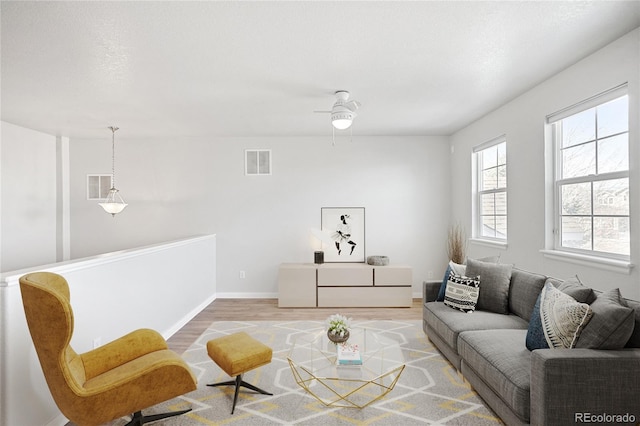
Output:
[{"left": 106, "top": 320, "right": 503, "bottom": 425}]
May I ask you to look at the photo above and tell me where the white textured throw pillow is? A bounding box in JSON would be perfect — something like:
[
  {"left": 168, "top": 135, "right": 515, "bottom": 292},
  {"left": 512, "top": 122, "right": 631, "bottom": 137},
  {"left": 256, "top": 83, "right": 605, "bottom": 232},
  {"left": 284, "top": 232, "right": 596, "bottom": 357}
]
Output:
[{"left": 540, "top": 282, "right": 593, "bottom": 348}]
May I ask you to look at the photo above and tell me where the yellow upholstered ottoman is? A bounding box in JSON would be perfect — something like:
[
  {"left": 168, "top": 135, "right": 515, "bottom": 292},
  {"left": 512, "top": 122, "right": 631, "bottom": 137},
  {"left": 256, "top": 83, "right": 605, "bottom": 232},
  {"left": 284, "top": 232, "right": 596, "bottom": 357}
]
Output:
[{"left": 206, "top": 332, "right": 273, "bottom": 414}]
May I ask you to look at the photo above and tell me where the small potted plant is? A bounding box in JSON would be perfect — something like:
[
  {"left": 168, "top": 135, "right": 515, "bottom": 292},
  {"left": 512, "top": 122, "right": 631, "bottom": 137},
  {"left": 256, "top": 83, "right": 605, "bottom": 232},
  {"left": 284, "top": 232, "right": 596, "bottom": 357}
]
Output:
[{"left": 326, "top": 313, "right": 351, "bottom": 343}]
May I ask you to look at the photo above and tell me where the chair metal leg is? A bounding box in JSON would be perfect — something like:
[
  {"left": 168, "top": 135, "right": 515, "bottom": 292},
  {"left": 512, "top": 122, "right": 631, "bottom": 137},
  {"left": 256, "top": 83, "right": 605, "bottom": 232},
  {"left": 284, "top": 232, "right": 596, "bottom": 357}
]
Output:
[
  {"left": 124, "top": 408, "right": 192, "bottom": 426},
  {"left": 208, "top": 373, "right": 273, "bottom": 414}
]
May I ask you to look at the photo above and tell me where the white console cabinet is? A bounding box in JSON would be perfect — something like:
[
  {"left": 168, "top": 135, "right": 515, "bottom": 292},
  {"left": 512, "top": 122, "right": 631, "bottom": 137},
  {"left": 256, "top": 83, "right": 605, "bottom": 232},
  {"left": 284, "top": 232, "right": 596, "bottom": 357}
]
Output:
[{"left": 278, "top": 263, "right": 412, "bottom": 308}]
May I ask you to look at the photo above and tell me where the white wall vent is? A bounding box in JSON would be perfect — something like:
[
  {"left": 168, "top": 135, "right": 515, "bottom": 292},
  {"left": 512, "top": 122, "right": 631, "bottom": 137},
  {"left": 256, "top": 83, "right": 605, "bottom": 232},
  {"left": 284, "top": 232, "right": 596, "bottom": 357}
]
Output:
[
  {"left": 245, "top": 149, "right": 271, "bottom": 175},
  {"left": 87, "top": 175, "right": 112, "bottom": 200}
]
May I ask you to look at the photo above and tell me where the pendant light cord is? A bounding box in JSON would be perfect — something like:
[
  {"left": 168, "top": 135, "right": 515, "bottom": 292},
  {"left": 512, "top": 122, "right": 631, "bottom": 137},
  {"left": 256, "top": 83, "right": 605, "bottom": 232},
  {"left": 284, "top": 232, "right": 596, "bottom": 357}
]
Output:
[{"left": 109, "top": 126, "right": 119, "bottom": 189}]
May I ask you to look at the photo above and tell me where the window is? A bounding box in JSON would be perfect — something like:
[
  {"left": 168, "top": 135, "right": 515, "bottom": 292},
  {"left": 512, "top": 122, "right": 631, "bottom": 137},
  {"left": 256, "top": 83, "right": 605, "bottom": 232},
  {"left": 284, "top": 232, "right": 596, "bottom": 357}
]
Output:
[
  {"left": 474, "top": 137, "right": 507, "bottom": 241},
  {"left": 245, "top": 149, "right": 271, "bottom": 175},
  {"left": 87, "top": 175, "right": 112, "bottom": 200},
  {"left": 548, "top": 86, "right": 629, "bottom": 259}
]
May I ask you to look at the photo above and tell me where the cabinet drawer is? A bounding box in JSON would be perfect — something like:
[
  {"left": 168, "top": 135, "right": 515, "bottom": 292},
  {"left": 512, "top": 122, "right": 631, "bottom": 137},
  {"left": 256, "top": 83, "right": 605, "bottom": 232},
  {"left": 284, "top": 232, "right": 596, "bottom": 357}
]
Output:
[
  {"left": 375, "top": 266, "right": 412, "bottom": 286},
  {"left": 318, "top": 286, "right": 412, "bottom": 307},
  {"left": 317, "top": 264, "right": 373, "bottom": 286}
]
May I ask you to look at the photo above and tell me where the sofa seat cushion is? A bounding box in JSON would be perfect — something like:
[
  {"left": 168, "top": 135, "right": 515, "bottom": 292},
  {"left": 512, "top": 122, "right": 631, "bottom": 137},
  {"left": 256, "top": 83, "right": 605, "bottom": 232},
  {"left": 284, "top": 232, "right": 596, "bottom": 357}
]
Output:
[
  {"left": 424, "top": 301, "right": 528, "bottom": 352},
  {"left": 458, "top": 329, "right": 531, "bottom": 423}
]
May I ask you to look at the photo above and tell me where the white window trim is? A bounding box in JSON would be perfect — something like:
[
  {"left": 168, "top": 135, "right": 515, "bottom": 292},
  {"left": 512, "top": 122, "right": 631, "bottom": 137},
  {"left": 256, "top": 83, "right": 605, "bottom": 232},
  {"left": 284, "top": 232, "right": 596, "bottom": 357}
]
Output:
[
  {"left": 546, "top": 83, "right": 628, "bottom": 124},
  {"left": 545, "top": 84, "right": 631, "bottom": 263},
  {"left": 472, "top": 135, "right": 507, "bottom": 243},
  {"left": 469, "top": 238, "right": 508, "bottom": 250},
  {"left": 540, "top": 249, "right": 633, "bottom": 274}
]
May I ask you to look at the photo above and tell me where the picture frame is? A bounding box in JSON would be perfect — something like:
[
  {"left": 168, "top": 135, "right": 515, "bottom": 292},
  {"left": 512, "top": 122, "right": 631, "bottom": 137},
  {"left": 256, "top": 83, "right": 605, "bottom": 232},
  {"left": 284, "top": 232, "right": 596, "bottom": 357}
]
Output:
[{"left": 320, "top": 207, "right": 365, "bottom": 262}]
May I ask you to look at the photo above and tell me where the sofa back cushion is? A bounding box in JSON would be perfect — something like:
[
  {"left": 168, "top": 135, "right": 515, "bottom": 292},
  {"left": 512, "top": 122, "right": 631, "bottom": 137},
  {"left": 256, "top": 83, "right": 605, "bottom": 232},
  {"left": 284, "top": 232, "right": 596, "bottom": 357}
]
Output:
[
  {"left": 547, "top": 276, "right": 596, "bottom": 303},
  {"left": 508, "top": 268, "right": 547, "bottom": 322},
  {"left": 624, "top": 298, "right": 640, "bottom": 348}
]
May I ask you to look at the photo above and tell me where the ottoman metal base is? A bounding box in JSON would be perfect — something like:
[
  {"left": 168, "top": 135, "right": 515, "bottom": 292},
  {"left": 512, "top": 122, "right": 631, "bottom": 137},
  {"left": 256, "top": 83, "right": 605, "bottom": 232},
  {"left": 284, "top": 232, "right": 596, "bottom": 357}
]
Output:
[{"left": 207, "top": 374, "right": 273, "bottom": 414}]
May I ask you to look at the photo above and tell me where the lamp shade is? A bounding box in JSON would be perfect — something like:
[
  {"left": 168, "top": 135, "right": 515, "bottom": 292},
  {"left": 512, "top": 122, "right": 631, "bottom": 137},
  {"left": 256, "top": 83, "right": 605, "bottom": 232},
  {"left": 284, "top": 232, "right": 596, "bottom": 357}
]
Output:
[
  {"left": 99, "top": 188, "right": 128, "bottom": 216},
  {"left": 332, "top": 117, "right": 353, "bottom": 130},
  {"left": 331, "top": 111, "right": 353, "bottom": 130}
]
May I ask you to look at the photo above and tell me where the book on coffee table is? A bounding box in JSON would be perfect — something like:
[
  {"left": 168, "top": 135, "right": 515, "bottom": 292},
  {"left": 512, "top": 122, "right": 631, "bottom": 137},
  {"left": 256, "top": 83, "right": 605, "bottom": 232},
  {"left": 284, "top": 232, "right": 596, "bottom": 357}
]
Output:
[{"left": 337, "top": 343, "right": 362, "bottom": 365}]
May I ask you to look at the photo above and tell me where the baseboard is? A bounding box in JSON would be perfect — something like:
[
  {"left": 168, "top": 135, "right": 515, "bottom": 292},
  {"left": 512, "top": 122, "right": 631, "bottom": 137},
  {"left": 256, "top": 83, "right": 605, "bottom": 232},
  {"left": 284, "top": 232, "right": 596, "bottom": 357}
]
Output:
[
  {"left": 216, "top": 292, "right": 278, "bottom": 299},
  {"left": 216, "top": 292, "right": 421, "bottom": 301},
  {"left": 46, "top": 413, "right": 68, "bottom": 426},
  {"left": 163, "top": 293, "right": 217, "bottom": 339}
]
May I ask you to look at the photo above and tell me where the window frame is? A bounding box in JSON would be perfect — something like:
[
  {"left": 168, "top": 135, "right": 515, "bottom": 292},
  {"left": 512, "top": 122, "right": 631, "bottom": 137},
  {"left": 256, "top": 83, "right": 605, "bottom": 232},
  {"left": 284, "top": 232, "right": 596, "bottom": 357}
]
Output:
[
  {"left": 472, "top": 136, "right": 507, "bottom": 243},
  {"left": 548, "top": 85, "right": 630, "bottom": 262}
]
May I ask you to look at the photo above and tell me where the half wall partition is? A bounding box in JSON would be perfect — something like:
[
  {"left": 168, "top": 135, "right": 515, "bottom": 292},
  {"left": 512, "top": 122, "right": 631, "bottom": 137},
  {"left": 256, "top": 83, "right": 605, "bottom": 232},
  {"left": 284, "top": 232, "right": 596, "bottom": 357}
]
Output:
[{"left": 0, "top": 234, "right": 216, "bottom": 426}]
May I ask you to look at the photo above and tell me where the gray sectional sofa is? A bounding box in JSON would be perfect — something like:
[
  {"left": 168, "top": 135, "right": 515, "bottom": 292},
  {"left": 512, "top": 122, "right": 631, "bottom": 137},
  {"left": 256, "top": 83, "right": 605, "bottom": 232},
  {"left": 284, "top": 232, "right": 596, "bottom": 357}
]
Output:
[{"left": 422, "top": 265, "right": 640, "bottom": 426}]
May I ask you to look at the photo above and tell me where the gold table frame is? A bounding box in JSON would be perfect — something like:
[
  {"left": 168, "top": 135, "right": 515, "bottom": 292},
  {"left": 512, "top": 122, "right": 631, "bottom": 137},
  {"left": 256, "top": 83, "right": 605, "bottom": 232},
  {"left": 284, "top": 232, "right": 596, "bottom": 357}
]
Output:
[{"left": 287, "top": 328, "right": 405, "bottom": 408}]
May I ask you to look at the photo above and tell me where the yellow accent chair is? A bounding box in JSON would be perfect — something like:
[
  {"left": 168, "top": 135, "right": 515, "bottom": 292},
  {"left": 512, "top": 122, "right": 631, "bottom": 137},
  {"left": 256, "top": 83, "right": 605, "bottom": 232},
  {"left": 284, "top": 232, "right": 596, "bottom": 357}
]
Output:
[{"left": 19, "top": 272, "right": 198, "bottom": 426}]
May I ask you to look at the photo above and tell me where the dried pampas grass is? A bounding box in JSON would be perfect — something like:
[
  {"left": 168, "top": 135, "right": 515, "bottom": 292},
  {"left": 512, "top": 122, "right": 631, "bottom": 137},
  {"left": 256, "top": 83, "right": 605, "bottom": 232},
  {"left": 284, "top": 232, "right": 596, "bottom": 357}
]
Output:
[{"left": 447, "top": 223, "right": 467, "bottom": 264}]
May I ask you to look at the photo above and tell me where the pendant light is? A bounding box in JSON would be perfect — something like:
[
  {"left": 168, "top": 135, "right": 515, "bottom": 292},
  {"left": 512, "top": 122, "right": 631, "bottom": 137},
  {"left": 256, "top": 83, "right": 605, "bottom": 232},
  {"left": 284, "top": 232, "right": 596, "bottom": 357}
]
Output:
[{"left": 99, "top": 126, "right": 128, "bottom": 216}]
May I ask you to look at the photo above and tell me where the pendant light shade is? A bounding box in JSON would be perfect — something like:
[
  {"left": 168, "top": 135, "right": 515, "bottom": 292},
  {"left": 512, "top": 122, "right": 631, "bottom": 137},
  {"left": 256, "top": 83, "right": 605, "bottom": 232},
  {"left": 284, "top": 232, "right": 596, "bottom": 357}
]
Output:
[
  {"left": 99, "top": 188, "right": 127, "bottom": 215},
  {"left": 99, "top": 126, "right": 128, "bottom": 216}
]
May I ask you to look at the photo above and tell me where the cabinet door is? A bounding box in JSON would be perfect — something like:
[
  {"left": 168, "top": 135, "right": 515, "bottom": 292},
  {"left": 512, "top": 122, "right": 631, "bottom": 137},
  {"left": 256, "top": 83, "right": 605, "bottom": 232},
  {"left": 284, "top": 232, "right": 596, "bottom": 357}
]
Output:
[{"left": 278, "top": 264, "right": 316, "bottom": 307}]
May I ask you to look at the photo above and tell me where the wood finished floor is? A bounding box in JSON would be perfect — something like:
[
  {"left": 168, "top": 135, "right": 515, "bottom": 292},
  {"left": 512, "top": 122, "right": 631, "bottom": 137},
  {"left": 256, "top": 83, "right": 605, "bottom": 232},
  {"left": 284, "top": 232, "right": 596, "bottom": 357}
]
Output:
[{"left": 166, "top": 298, "right": 423, "bottom": 354}]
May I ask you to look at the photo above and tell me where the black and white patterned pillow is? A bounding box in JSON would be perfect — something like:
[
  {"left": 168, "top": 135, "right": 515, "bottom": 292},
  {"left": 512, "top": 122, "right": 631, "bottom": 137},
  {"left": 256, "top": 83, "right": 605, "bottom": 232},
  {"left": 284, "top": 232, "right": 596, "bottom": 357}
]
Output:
[{"left": 444, "top": 271, "right": 480, "bottom": 313}]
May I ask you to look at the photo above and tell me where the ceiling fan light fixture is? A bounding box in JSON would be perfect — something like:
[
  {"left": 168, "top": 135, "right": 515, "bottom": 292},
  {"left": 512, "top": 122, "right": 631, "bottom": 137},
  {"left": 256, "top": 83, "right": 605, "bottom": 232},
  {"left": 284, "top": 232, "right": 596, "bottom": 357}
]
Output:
[
  {"left": 315, "top": 90, "right": 361, "bottom": 135},
  {"left": 331, "top": 101, "right": 356, "bottom": 130},
  {"left": 331, "top": 112, "right": 354, "bottom": 130}
]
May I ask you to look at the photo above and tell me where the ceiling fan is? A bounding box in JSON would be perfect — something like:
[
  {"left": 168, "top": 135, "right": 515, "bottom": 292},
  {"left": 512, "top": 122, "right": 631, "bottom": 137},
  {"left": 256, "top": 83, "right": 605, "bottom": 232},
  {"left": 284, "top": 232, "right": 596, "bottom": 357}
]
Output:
[{"left": 315, "top": 90, "right": 361, "bottom": 131}]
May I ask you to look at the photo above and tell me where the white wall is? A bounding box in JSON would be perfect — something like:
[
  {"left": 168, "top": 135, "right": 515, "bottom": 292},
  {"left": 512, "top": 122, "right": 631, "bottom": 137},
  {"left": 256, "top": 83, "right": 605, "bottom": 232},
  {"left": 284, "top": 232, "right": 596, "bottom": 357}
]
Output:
[
  {"left": 449, "top": 28, "right": 640, "bottom": 300},
  {"left": 70, "top": 135, "right": 451, "bottom": 297},
  {"left": 0, "top": 122, "right": 57, "bottom": 272}
]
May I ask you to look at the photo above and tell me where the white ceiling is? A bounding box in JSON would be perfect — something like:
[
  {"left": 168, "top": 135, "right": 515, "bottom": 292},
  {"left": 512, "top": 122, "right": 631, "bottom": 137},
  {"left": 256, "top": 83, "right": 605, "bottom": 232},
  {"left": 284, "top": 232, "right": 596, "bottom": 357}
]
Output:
[{"left": 2, "top": 1, "right": 639, "bottom": 140}]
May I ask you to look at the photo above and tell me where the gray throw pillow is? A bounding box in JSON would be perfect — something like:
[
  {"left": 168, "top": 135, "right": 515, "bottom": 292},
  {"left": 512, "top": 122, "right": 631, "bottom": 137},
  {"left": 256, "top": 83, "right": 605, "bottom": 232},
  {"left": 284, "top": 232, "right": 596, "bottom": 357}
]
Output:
[
  {"left": 548, "top": 276, "right": 596, "bottom": 304},
  {"left": 575, "top": 288, "right": 635, "bottom": 349},
  {"left": 465, "top": 258, "right": 513, "bottom": 314}
]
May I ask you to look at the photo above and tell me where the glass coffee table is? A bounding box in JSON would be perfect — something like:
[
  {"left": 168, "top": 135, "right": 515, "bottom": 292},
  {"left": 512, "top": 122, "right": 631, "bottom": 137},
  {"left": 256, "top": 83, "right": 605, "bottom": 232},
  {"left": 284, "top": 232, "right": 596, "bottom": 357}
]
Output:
[{"left": 287, "top": 327, "right": 405, "bottom": 408}]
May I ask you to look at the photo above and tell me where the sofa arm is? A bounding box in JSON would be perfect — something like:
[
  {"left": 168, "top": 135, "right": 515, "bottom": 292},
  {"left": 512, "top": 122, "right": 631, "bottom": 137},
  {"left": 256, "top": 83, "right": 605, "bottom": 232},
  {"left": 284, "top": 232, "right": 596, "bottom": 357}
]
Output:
[
  {"left": 423, "top": 280, "right": 441, "bottom": 303},
  {"left": 531, "top": 348, "right": 640, "bottom": 426}
]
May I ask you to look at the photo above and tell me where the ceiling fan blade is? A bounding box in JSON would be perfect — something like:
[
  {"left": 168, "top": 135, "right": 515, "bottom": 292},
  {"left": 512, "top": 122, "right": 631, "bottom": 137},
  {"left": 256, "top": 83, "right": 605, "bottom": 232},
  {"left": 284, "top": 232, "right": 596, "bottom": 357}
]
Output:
[
  {"left": 313, "top": 110, "right": 332, "bottom": 113},
  {"left": 344, "top": 100, "right": 361, "bottom": 111}
]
